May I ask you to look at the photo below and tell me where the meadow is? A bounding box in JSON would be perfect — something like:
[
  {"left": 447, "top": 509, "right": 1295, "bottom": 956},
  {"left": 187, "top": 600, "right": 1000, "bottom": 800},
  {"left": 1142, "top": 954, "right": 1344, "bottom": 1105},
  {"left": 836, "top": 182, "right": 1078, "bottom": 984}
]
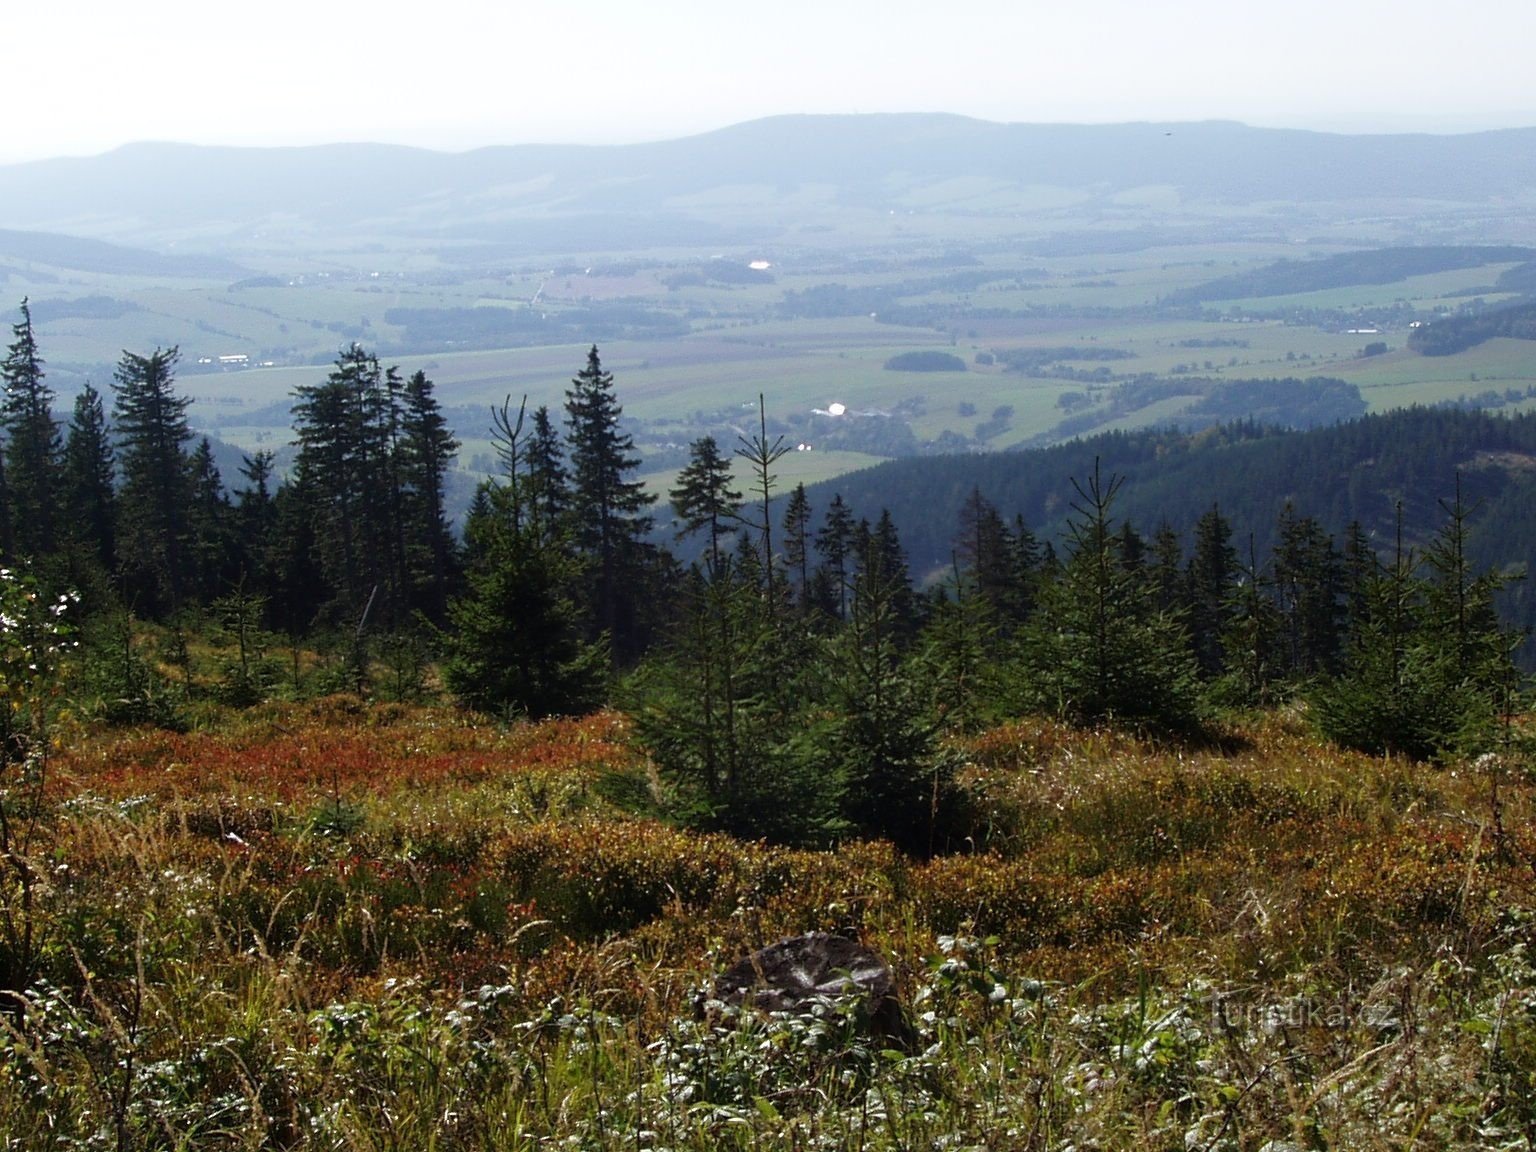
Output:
[{"left": 6, "top": 680, "right": 1536, "bottom": 1149}]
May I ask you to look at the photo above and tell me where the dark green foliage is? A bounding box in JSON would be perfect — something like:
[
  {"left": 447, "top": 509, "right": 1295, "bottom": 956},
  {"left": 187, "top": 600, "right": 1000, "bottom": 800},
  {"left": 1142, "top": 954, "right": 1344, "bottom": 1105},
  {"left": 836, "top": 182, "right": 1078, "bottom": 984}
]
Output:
[
  {"left": 289, "top": 348, "right": 456, "bottom": 631},
  {"left": 817, "top": 564, "right": 956, "bottom": 854},
  {"left": 291, "top": 347, "right": 398, "bottom": 624},
  {"left": 1310, "top": 519, "right": 1448, "bottom": 759},
  {"left": 954, "top": 487, "right": 1015, "bottom": 616},
  {"left": 80, "top": 613, "right": 185, "bottom": 730},
  {"left": 1214, "top": 535, "right": 1285, "bottom": 707},
  {"left": 920, "top": 581, "right": 1002, "bottom": 731},
  {"left": 565, "top": 346, "right": 656, "bottom": 663},
  {"left": 1187, "top": 505, "right": 1237, "bottom": 676},
  {"left": 61, "top": 384, "right": 116, "bottom": 583},
  {"left": 782, "top": 483, "right": 813, "bottom": 611},
  {"left": 112, "top": 347, "right": 194, "bottom": 615},
  {"left": 1, "top": 299, "right": 62, "bottom": 557},
  {"left": 523, "top": 405, "right": 569, "bottom": 547},
  {"left": 1179, "top": 376, "right": 1366, "bottom": 429},
  {"left": 796, "top": 406, "right": 1527, "bottom": 582},
  {"left": 884, "top": 351, "right": 967, "bottom": 372},
  {"left": 442, "top": 483, "right": 605, "bottom": 720},
  {"left": 1026, "top": 462, "right": 1202, "bottom": 733},
  {"left": 400, "top": 370, "right": 460, "bottom": 623},
  {"left": 186, "top": 437, "right": 238, "bottom": 604},
  {"left": 1409, "top": 301, "right": 1536, "bottom": 356},
  {"left": 629, "top": 568, "right": 836, "bottom": 845},
  {"left": 669, "top": 436, "right": 740, "bottom": 576},
  {"left": 1169, "top": 245, "right": 1534, "bottom": 305},
  {"left": 1272, "top": 505, "right": 1345, "bottom": 679},
  {"left": 232, "top": 451, "right": 278, "bottom": 616},
  {"left": 1313, "top": 488, "right": 1520, "bottom": 758},
  {"left": 815, "top": 494, "right": 856, "bottom": 621},
  {"left": 211, "top": 585, "right": 280, "bottom": 706}
]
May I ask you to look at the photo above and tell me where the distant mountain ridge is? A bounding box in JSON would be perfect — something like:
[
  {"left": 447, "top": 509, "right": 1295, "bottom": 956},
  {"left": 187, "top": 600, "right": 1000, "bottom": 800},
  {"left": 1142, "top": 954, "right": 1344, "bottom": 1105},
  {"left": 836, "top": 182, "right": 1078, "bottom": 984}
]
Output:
[{"left": 3, "top": 114, "right": 1535, "bottom": 250}]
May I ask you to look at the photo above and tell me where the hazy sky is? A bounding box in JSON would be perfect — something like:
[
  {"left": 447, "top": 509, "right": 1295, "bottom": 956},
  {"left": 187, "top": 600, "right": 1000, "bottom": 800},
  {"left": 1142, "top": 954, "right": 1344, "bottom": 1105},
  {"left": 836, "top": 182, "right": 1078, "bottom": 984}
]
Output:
[{"left": 7, "top": 0, "right": 1535, "bottom": 163}]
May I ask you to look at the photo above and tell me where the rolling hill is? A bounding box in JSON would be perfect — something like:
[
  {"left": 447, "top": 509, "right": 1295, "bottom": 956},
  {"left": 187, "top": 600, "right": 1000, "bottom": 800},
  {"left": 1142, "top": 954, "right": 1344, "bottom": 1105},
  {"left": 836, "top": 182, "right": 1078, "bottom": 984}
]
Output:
[{"left": 3, "top": 116, "right": 1536, "bottom": 252}]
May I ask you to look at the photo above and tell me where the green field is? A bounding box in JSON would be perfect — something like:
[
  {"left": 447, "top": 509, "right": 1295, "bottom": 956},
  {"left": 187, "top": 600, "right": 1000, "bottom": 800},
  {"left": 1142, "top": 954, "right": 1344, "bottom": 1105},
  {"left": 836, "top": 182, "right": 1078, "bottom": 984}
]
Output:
[{"left": 8, "top": 233, "right": 1536, "bottom": 496}]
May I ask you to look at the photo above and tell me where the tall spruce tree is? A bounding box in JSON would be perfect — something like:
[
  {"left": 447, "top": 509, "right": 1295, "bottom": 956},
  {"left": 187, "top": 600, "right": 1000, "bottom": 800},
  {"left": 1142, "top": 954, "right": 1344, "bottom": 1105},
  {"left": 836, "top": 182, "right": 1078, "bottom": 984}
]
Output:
[
  {"left": 1, "top": 299, "right": 62, "bottom": 558},
  {"left": 954, "top": 487, "right": 1014, "bottom": 612},
  {"left": 443, "top": 401, "right": 603, "bottom": 719},
  {"left": 734, "top": 394, "right": 789, "bottom": 603},
  {"left": 1187, "top": 504, "right": 1237, "bottom": 676},
  {"left": 186, "top": 436, "right": 236, "bottom": 603},
  {"left": 1272, "top": 504, "right": 1345, "bottom": 679},
  {"left": 564, "top": 345, "right": 655, "bottom": 661},
  {"left": 822, "top": 537, "right": 953, "bottom": 854},
  {"left": 112, "top": 347, "right": 193, "bottom": 615},
  {"left": 400, "top": 369, "right": 459, "bottom": 622},
  {"left": 62, "top": 384, "right": 116, "bottom": 585},
  {"left": 782, "top": 483, "right": 813, "bottom": 612},
  {"left": 815, "top": 493, "right": 855, "bottom": 621},
  {"left": 291, "top": 345, "right": 404, "bottom": 625},
  {"left": 670, "top": 435, "right": 741, "bottom": 578},
  {"left": 525, "top": 405, "right": 569, "bottom": 546}
]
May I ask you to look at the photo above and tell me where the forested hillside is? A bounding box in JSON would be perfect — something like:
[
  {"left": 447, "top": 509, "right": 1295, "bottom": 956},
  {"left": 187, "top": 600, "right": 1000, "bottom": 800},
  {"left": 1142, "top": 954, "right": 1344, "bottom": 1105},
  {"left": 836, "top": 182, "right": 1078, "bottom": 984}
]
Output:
[{"left": 801, "top": 407, "right": 1536, "bottom": 612}]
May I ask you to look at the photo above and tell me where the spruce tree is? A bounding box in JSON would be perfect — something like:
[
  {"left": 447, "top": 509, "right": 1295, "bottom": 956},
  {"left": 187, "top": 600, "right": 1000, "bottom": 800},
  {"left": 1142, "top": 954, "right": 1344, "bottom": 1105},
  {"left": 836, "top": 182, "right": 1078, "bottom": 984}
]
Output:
[
  {"left": 112, "top": 347, "right": 193, "bottom": 615},
  {"left": 525, "top": 405, "right": 569, "bottom": 546},
  {"left": 1187, "top": 504, "right": 1237, "bottom": 676},
  {"left": 444, "top": 399, "right": 602, "bottom": 718},
  {"left": 822, "top": 545, "right": 953, "bottom": 854},
  {"left": 1149, "top": 521, "right": 1186, "bottom": 617},
  {"left": 815, "top": 494, "right": 855, "bottom": 621},
  {"left": 1310, "top": 506, "right": 1456, "bottom": 758},
  {"left": 564, "top": 345, "right": 655, "bottom": 661},
  {"left": 1272, "top": 503, "right": 1344, "bottom": 679},
  {"left": 1028, "top": 461, "right": 1201, "bottom": 732},
  {"left": 61, "top": 384, "right": 116, "bottom": 588},
  {"left": 1220, "top": 535, "right": 1283, "bottom": 706},
  {"left": 628, "top": 564, "right": 833, "bottom": 844},
  {"left": 782, "top": 483, "right": 813, "bottom": 612},
  {"left": 670, "top": 435, "right": 741, "bottom": 577},
  {"left": 291, "top": 345, "right": 402, "bottom": 625},
  {"left": 1, "top": 299, "right": 62, "bottom": 558},
  {"left": 733, "top": 394, "right": 789, "bottom": 602},
  {"left": 400, "top": 369, "right": 459, "bottom": 622},
  {"left": 234, "top": 452, "right": 277, "bottom": 568},
  {"left": 442, "top": 483, "right": 604, "bottom": 720},
  {"left": 186, "top": 436, "right": 236, "bottom": 603},
  {"left": 955, "top": 486, "right": 1014, "bottom": 613}
]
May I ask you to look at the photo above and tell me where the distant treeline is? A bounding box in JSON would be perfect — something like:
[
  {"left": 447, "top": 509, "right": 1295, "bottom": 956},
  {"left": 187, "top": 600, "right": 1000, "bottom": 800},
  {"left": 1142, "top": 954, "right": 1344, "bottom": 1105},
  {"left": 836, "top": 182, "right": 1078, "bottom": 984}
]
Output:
[
  {"left": 1408, "top": 301, "right": 1536, "bottom": 356},
  {"left": 1168, "top": 246, "right": 1536, "bottom": 305},
  {"left": 995, "top": 346, "right": 1138, "bottom": 373},
  {"left": 884, "top": 351, "right": 967, "bottom": 372},
  {"left": 1038, "top": 376, "right": 1366, "bottom": 444}
]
